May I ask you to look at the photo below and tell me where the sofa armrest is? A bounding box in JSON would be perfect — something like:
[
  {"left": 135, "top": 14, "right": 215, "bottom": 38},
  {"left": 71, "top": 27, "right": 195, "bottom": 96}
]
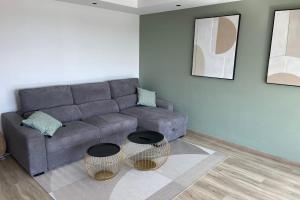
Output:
[
  {"left": 156, "top": 98, "right": 174, "bottom": 111},
  {"left": 1, "top": 112, "right": 47, "bottom": 176}
]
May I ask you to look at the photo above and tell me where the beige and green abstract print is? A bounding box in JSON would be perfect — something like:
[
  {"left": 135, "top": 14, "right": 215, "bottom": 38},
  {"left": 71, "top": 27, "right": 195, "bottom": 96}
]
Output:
[
  {"left": 268, "top": 9, "right": 300, "bottom": 86},
  {"left": 192, "top": 15, "right": 240, "bottom": 79}
]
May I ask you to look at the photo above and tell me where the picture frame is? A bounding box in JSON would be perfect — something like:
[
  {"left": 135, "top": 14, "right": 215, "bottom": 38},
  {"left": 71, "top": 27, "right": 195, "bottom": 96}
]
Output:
[
  {"left": 192, "top": 14, "right": 241, "bottom": 80},
  {"left": 267, "top": 9, "right": 300, "bottom": 87}
]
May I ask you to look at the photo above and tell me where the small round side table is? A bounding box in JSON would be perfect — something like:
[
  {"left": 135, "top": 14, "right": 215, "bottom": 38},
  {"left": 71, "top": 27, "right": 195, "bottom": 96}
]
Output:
[
  {"left": 123, "top": 131, "right": 170, "bottom": 171},
  {"left": 85, "top": 143, "right": 121, "bottom": 181}
]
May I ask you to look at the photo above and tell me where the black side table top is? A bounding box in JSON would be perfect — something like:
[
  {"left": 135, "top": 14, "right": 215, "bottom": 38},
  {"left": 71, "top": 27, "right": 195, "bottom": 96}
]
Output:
[
  {"left": 87, "top": 143, "right": 120, "bottom": 157},
  {"left": 127, "top": 131, "right": 164, "bottom": 144}
]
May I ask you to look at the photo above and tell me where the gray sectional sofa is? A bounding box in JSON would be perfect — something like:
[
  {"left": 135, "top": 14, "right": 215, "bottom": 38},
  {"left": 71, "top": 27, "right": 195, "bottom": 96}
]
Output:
[{"left": 1, "top": 78, "right": 188, "bottom": 176}]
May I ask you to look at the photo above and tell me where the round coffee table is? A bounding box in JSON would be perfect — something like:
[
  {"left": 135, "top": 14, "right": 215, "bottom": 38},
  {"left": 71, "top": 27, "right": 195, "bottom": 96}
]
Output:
[
  {"left": 123, "top": 131, "right": 170, "bottom": 171},
  {"left": 85, "top": 143, "right": 121, "bottom": 181}
]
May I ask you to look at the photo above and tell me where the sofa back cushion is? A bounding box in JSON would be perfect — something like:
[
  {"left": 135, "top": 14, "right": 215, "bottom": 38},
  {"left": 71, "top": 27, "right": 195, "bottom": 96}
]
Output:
[
  {"left": 71, "top": 81, "right": 119, "bottom": 119},
  {"left": 78, "top": 100, "right": 119, "bottom": 119},
  {"left": 115, "top": 94, "right": 138, "bottom": 110},
  {"left": 109, "top": 78, "right": 139, "bottom": 110},
  {"left": 71, "top": 82, "right": 111, "bottom": 104},
  {"left": 24, "top": 105, "right": 82, "bottom": 123},
  {"left": 19, "top": 86, "right": 73, "bottom": 113},
  {"left": 109, "top": 78, "right": 139, "bottom": 98}
]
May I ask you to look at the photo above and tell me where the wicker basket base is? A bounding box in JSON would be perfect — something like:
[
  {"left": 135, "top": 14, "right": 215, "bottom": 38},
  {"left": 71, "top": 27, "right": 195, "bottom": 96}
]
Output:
[
  {"left": 134, "top": 160, "right": 157, "bottom": 171},
  {"left": 94, "top": 170, "right": 115, "bottom": 181}
]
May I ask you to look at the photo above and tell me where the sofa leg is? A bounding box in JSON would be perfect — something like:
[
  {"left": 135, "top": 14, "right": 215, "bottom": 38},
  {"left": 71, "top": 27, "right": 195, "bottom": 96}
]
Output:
[{"left": 33, "top": 172, "right": 45, "bottom": 177}]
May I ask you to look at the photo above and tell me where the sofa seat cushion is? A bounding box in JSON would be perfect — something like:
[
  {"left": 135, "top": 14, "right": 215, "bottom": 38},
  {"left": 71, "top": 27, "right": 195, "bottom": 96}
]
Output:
[
  {"left": 121, "top": 106, "right": 188, "bottom": 141},
  {"left": 46, "top": 121, "right": 99, "bottom": 153},
  {"left": 83, "top": 113, "right": 137, "bottom": 137}
]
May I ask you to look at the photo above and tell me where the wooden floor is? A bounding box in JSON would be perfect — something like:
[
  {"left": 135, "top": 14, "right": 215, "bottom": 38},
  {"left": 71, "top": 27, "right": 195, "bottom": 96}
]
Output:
[
  {"left": 1, "top": 131, "right": 300, "bottom": 200},
  {"left": 176, "top": 132, "right": 300, "bottom": 200}
]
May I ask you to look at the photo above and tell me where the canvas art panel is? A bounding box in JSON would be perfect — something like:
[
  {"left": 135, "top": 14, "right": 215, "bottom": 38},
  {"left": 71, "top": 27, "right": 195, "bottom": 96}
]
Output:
[
  {"left": 192, "top": 14, "right": 240, "bottom": 80},
  {"left": 267, "top": 9, "right": 300, "bottom": 87}
]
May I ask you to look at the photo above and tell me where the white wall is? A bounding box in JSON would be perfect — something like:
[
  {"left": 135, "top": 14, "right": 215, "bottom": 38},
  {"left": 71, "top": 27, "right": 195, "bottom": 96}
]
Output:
[{"left": 0, "top": 0, "right": 139, "bottom": 118}]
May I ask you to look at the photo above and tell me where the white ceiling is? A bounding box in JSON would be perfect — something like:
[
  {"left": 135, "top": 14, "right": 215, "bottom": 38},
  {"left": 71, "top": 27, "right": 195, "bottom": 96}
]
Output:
[{"left": 57, "top": 0, "right": 241, "bottom": 15}]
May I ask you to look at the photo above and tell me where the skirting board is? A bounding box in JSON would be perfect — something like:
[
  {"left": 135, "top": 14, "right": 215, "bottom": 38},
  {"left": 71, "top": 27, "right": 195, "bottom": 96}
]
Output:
[{"left": 188, "top": 130, "right": 300, "bottom": 168}]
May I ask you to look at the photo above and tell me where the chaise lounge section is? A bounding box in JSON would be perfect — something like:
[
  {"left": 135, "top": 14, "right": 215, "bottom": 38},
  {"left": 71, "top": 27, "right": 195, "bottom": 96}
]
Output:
[{"left": 1, "top": 78, "right": 188, "bottom": 176}]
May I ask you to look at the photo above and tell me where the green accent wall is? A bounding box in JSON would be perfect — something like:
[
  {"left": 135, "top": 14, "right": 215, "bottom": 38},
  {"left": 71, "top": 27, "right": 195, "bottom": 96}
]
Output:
[{"left": 140, "top": 0, "right": 300, "bottom": 163}]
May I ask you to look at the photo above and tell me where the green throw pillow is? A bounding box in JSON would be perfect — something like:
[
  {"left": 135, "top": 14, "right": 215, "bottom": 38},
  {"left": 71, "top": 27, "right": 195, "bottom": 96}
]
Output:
[
  {"left": 22, "top": 111, "right": 62, "bottom": 136},
  {"left": 137, "top": 88, "right": 157, "bottom": 107}
]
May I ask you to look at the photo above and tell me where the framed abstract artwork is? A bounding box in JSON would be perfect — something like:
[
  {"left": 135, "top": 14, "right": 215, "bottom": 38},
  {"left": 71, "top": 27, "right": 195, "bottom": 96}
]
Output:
[
  {"left": 192, "top": 14, "right": 240, "bottom": 80},
  {"left": 267, "top": 9, "right": 300, "bottom": 87}
]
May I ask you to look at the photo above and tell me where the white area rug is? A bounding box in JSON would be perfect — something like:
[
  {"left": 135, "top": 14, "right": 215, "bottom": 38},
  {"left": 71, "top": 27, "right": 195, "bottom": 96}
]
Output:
[{"left": 34, "top": 139, "right": 226, "bottom": 200}]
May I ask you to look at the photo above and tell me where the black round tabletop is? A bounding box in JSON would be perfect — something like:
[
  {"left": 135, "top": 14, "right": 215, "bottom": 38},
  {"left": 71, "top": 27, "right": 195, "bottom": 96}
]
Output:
[
  {"left": 87, "top": 143, "right": 120, "bottom": 157},
  {"left": 127, "top": 131, "right": 164, "bottom": 144}
]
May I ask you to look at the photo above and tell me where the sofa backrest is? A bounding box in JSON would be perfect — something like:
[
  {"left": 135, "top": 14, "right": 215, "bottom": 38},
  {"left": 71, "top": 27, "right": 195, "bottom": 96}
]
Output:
[
  {"left": 18, "top": 79, "right": 137, "bottom": 122},
  {"left": 19, "top": 86, "right": 82, "bottom": 123},
  {"left": 109, "top": 78, "right": 139, "bottom": 110},
  {"left": 71, "top": 82, "right": 111, "bottom": 104},
  {"left": 19, "top": 86, "right": 73, "bottom": 113},
  {"left": 71, "top": 82, "right": 119, "bottom": 119}
]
